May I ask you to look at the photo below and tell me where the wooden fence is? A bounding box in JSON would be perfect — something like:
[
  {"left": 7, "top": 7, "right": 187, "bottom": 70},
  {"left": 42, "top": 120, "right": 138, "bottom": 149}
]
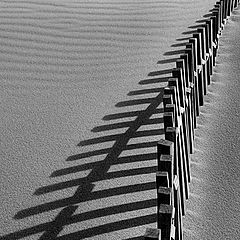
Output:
[{"left": 144, "top": 0, "right": 239, "bottom": 239}]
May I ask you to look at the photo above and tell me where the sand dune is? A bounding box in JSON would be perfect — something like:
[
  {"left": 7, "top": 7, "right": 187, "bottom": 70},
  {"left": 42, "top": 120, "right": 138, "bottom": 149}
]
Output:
[
  {"left": 183, "top": 10, "right": 240, "bottom": 240},
  {"left": 0, "top": 1, "right": 222, "bottom": 239}
]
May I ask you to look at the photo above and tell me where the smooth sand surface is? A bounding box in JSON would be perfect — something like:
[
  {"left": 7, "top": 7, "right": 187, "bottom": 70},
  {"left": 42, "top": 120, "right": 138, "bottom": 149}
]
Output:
[
  {"left": 183, "top": 9, "right": 240, "bottom": 240},
  {"left": 0, "top": 1, "right": 226, "bottom": 239}
]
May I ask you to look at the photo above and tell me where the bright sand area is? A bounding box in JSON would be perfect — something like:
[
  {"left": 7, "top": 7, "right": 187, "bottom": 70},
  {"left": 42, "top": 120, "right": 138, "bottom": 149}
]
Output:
[
  {"left": 0, "top": 1, "right": 238, "bottom": 239},
  {"left": 183, "top": 10, "right": 240, "bottom": 240}
]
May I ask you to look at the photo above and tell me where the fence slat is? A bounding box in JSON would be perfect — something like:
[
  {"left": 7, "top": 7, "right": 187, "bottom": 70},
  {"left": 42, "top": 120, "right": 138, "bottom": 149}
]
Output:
[
  {"left": 193, "top": 32, "right": 204, "bottom": 106},
  {"left": 144, "top": 228, "right": 161, "bottom": 240},
  {"left": 173, "top": 175, "right": 183, "bottom": 240},
  {"left": 144, "top": 1, "right": 238, "bottom": 238},
  {"left": 168, "top": 78, "right": 191, "bottom": 183},
  {"left": 158, "top": 155, "right": 174, "bottom": 189},
  {"left": 158, "top": 204, "right": 175, "bottom": 239},
  {"left": 156, "top": 171, "right": 169, "bottom": 189},
  {"left": 188, "top": 39, "right": 200, "bottom": 116},
  {"left": 198, "top": 26, "right": 210, "bottom": 92}
]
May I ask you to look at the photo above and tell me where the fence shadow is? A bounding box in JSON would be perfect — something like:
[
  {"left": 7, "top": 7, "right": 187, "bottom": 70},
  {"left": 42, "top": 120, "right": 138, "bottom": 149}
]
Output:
[
  {"left": 3, "top": 1, "right": 236, "bottom": 239},
  {"left": 3, "top": 67, "right": 171, "bottom": 240},
  {"left": 2, "top": 22, "right": 192, "bottom": 240}
]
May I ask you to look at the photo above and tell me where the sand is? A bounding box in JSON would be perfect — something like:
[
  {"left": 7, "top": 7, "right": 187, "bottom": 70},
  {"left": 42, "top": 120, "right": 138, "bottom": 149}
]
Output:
[
  {"left": 183, "top": 9, "right": 240, "bottom": 240},
  {"left": 0, "top": 0, "right": 235, "bottom": 239}
]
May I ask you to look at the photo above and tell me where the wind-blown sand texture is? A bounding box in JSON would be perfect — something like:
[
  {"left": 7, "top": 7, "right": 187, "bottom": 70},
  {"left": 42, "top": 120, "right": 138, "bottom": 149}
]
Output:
[
  {"left": 183, "top": 9, "right": 240, "bottom": 240},
  {"left": 0, "top": 0, "right": 232, "bottom": 239}
]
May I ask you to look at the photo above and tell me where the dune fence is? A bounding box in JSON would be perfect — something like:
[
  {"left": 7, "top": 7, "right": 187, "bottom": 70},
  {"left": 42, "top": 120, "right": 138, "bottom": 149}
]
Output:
[{"left": 143, "top": 0, "right": 239, "bottom": 239}]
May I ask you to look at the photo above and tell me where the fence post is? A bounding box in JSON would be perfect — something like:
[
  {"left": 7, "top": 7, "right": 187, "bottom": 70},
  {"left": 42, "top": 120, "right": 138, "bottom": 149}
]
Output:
[
  {"left": 220, "top": 0, "right": 225, "bottom": 27},
  {"left": 197, "top": 27, "right": 208, "bottom": 95},
  {"left": 158, "top": 204, "right": 175, "bottom": 239},
  {"left": 205, "top": 18, "right": 214, "bottom": 76},
  {"left": 157, "top": 139, "right": 174, "bottom": 160},
  {"left": 188, "top": 39, "right": 200, "bottom": 114},
  {"left": 180, "top": 54, "right": 190, "bottom": 88},
  {"left": 185, "top": 86, "right": 194, "bottom": 154},
  {"left": 156, "top": 171, "right": 169, "bottom": 189},
  {"left": 172, "top": 68, "right": 185, "bottom": 109},
  {"left": 158, "top": 155, "right": 174, "bottom": 189},
  {"left": 144, "top": 1, "right": 239, "bottom": 239},
  {"left": 157, "top": 138, "right": 174, "bottom": 189},
  {"left": 234, "top": 0, "right": 239, "bottom": 8},
  {"left": 175, "top": 61, "right": 191, "bottom": 142},
  {"left": 165, "top": 127, "right": 186, "bottom": 216},
  {"left": 163, "top": 112, "right": 174, "bottom": 132},
  {"left": 185, "top": 44, "right": 198, "bottom": 124},
  {"left": 223, "top": 0, "right": 228, "bottom": 20},
  {"left": 168, "top": 78, "right": 191, "bottom": 185},
  {"left": 212, "top": 9, "right": 221, "bottom": 57},
  {"left": 158, "top": 187, "right": 172, "bottom": 206},
  {"left": 164, "top": 86, "right": 180, "bottom": 125},
  {"left": 163, "top": 94, "right": 173, "bottom": 111},
  {"left": 215, "top": 1, "right": 223, "bottom": 32},
  {"left": 180, "top": 54, "right": 195, "bottom": 154},
  {"left": 200, "top": 24, "right": 211, "bottom": 86},
  {"left": 212, "top": 7, "right": 221, "bottom": 34},
  {"left": 230, "top": 0, "right": 234, "bottom": 12},
  {"left": 165, "top": 104, "right": 175, "bottom": 119},
  {"left": 173, "top": 175, "right": 183, "bottom": 240},
  {"left": 193, "top": 32, "right": 204, "bottom": 106},
  {"left": 211, "top": 15, "right": 218, "bottom": 66}
]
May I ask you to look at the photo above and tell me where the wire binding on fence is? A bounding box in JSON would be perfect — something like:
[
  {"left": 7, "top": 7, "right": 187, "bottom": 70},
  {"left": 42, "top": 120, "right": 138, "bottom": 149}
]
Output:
[{"left": 144, "top": 0, "right": 239, "bottom": 239}]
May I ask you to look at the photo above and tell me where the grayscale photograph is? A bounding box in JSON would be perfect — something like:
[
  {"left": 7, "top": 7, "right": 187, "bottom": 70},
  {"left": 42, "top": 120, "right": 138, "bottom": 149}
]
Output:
[{"left": 0, "top": 0, "right": 239, "bottom": 239}]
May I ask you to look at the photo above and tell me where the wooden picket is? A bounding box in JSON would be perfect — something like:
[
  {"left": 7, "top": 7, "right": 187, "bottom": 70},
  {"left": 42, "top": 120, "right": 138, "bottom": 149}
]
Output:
[{"left": 144, "top": 0, "right": 239, "bottom": 239}]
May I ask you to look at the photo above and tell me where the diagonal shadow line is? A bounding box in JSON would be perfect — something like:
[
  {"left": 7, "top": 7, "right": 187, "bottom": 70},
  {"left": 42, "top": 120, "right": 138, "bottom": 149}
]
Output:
[
  {"left": 77, "top": 133, "right": 121, "bottom": 146},
  {"left": 9, "top": 9, "right": 183, "bottom": 239},
  {"left": 2, "top": 206, "right": 78, "bottom": 240},
  {"left": 171, "top": 42, "right": 189, "bottom": 47},
  {"left": 14, "top": 181, "right": 156, "bottom": 220},
  {"left": 157, "top": 57, "right": 180, "bottom": 64},
  {"left": 92, "top": 118, "right": 163, "bottom": 133},
  {"left": 102, "top": 110, "right": 149, "bottom": 120},
  {"left": 188, "top": 24, "right": 207, "bottom": 29},
  {"left": 125, "top": 141, "right": 158, "bottom": 150},
  {"left": 148, "top": 69, "right": 173, "bottom": 76},
  {"left": 182, "top": 30, "right": 198, "bottom": 35},
  {"left": 71, "top": 199, "right": 157, "bottom": 223},
  {"left": 134, "top": 129, "right": 164, "bottom": 138},
  {"left": 164, "top": 49, "right": 186, "bottom": 56},
  {"left": 66, "top": 148, "right": 111, "bottom": 161},
  {"left": 4, "top": 200, "right": 156, "bottom": 240},
  {"left": 4, "top": 1, "right": 222, "bottom": 238},
  {"left": 196, "top": 19, "right": 209, "bottom": 23},
  {"left": 35, "top": 166, "right": 157, "bottom": 196},
  {"left": 56, "top": 214, "right": 157, "bottom": 240},
  {"left": 78, "top": 128, "right": 164, "bottom": 146},
  {"left": 128, "top": 87, "right": 164, "bottom": 96},
  {"left": 66, "top": 141, "right": 158, "bottom": 162},
  {"left": 103, "top": 108, "right": 164, "bottom": 120},
  {"left": 176, "top": 37, "right": 191, "bottom": 41},
  {"left": 203, "top": 13, "right": 214, "bottom": 18},
  {"left": 116, "top": 97, "right": 161, "bottom": 107},
  {"left": 92, "top": 120, "right": 134, "bottom": 132},
  {"left": 52, "top": 152, "right": 156, "bottom": 177},
  {"left": 139, "top": 76, "right": 169, "bottom": 85},
  {"left": 8, "top": 25, "right": 172, "bottom": 239},
  {"left": 8, "top": 74, "right": 167, "bottom": 238}
]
